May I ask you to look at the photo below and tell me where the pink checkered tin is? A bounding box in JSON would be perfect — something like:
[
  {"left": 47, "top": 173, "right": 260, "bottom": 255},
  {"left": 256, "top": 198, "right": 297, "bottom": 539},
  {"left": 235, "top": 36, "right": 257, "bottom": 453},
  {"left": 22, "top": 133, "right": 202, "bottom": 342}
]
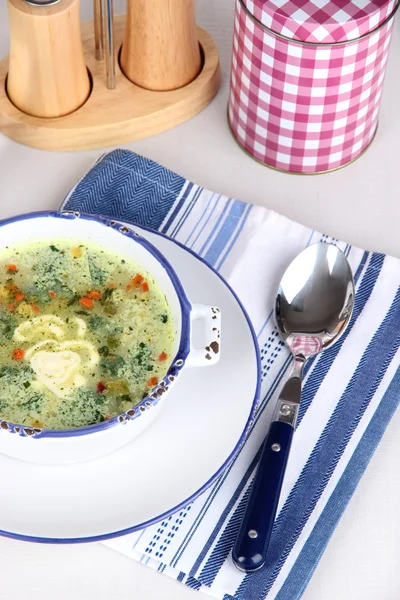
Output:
[{"left": 228, "top": 0, "right": 399, "bottom": 174}]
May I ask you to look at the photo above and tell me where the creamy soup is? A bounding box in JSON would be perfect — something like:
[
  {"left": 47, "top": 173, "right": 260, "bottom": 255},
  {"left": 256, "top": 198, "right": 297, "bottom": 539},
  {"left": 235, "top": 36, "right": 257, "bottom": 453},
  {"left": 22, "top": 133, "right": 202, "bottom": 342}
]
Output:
[{"left": 0, "top": 240, "right": 175, "bottom": 429}]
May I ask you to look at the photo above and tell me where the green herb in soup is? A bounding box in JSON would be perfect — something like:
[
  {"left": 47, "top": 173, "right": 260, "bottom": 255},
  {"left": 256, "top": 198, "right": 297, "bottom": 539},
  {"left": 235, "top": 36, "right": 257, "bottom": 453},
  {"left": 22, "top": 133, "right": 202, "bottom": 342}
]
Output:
[{"left": 0, "top": 240, "right": 175, "bottom": 429}]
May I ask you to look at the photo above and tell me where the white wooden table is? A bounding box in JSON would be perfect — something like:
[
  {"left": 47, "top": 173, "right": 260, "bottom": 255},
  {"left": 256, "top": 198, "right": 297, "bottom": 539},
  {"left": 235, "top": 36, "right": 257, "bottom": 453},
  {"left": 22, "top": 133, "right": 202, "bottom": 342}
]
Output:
[{"left": 0, "top": 1, "right": 400, "bottom": 599}]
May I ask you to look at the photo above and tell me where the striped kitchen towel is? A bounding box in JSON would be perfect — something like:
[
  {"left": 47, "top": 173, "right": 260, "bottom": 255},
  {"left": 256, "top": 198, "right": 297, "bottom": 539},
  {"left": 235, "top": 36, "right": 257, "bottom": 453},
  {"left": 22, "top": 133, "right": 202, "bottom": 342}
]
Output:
[{"left": 62, "top": 149, "right": 400, "bottom": 600}]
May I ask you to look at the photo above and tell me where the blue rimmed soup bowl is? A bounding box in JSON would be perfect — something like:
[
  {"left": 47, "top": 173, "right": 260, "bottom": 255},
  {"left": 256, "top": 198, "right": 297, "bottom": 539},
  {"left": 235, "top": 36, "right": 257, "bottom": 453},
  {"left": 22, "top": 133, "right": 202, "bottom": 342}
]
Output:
[{"left": 0, "top": 211, "right": 221, "bottom": 464}]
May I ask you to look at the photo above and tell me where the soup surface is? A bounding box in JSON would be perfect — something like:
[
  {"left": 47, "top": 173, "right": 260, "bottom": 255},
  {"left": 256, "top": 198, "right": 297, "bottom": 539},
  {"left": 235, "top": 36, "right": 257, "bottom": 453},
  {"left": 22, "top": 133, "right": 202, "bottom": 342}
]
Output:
[{"left": 0, "top": 239, "right": 175, "bottom": 429}]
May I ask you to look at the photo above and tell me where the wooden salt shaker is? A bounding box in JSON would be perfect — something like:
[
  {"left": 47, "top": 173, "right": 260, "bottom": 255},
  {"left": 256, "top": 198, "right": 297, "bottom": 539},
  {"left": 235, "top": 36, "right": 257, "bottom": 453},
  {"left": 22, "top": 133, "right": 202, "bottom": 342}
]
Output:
[
  {"left": 7, "top": 0, "right": 90, "bottom": 118},
  {"left": 120, "top": 0, "right": 202, "bottom": 91}
]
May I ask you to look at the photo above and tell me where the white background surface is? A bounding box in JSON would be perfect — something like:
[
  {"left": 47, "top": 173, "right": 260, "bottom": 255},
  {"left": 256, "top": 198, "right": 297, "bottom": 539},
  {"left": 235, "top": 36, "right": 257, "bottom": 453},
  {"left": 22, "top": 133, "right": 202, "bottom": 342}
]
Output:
[{"left": 0, "top": 1, "right": 400, "bottom": 599}]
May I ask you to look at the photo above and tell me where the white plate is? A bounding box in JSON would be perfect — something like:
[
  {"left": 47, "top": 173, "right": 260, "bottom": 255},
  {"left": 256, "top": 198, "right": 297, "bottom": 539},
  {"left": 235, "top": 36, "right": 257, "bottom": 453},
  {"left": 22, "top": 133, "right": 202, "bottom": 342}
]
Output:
[{"left": 0, "top": 226, "right": 260, "bottom": 543}]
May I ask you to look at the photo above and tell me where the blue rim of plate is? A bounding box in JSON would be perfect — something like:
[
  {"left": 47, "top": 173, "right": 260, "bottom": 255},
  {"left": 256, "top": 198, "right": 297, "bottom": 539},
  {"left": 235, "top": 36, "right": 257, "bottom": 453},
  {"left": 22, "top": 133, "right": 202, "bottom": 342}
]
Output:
[
  {"left": 0, "top": 219, "right": 262, "bottom": 544},
  {"left": 0, "top": 210, "right": 192, "bottom": 439}
]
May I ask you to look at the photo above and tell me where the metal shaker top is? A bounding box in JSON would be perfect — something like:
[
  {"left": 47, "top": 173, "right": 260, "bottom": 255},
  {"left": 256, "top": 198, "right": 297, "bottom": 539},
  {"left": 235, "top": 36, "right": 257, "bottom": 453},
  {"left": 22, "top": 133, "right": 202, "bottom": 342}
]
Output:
[{"left": 24, "top": 0, "right": 61, "bottom": 5}]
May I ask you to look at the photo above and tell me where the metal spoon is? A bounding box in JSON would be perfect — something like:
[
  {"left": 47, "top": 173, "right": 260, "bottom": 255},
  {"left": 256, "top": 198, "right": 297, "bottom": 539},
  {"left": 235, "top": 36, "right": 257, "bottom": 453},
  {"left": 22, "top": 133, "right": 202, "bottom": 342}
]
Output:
[{"left": 232, "top": 242, "right": 355, "bottom": 573}]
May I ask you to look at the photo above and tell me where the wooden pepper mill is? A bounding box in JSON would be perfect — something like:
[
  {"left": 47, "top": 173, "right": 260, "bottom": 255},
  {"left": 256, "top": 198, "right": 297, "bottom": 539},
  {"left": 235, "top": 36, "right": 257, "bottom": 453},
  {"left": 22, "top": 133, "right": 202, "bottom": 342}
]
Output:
[
  {"left": 7, "top": 0, "right": 90, "bottom": 118},
  {"left": 120, "top": 0, "right": 202, "bottom": 91}
]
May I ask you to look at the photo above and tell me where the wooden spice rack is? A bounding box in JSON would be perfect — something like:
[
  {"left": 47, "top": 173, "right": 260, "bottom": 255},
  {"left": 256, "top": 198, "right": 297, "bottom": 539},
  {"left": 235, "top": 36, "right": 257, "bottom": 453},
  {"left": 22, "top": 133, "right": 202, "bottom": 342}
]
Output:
[{"left": 0, "top": 14, "right": 220, "bottom": 151}]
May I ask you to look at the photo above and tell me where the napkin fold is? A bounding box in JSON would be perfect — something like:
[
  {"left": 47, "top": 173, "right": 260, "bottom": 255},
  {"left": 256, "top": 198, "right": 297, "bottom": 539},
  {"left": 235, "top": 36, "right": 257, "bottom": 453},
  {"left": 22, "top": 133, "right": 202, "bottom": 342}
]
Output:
[{"left": 63, "top": 149, "right": 400, "bottom": 600}]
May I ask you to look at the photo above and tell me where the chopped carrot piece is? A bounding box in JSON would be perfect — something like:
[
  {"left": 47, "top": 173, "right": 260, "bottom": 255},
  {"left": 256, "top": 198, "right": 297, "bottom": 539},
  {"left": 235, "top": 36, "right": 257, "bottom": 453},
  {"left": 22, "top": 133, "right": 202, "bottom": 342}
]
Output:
[
  {"left": 6, "top": 264, "right": 18, "bottom": 273},
  {"left": 125, "top": 284, "right": 132, "bottom": 291},
  {"left": 7, "top": 303, "right": 15, "bottom": 312},
  {"left": 147, "top": 376, "right": 158, "bottom": 387},
  {"left": 31, "top": 303, "right": 41, "bottom": 313},
  {"left": 12, "top": 348, "right": 25, "bottom": 360},
  {"left": 14, "top": 292, "right": 24, "bottom": 302},
  {"left": 141, "top": 282, "right": 149, "bottom": 293},
  {"left": 107, "top": 283, "right": 116, "bottom": 289},
  {"left": 87, "top": 290, "right": 102, "bottom": 300},
  {"left": 158, "top": 352, "right": 168, "bottom": 362},
  {"left": 6, "top": 283, "right": 18, "bottom": 292},
  {"left": 97, "top": 381, "right": 106, "bottom": 394},
  {"left": 79, "top": 297, "right": 94, "bottom": 309},
  {"left": 48, "top": 291, "right": 57, "bottom": 299},
  {"left": 104, "top": 416, "right": 111, "bottom": 421},
  {"left": 132, "top": 274, "right": 144, "bottom": 287}
]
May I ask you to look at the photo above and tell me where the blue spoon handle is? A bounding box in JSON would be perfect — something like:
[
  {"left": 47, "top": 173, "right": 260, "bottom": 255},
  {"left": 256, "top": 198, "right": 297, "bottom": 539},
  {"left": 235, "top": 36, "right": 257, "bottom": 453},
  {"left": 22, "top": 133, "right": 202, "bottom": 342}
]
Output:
[{"left": 232, "top": 420, "right": 294, "bottom": 572}]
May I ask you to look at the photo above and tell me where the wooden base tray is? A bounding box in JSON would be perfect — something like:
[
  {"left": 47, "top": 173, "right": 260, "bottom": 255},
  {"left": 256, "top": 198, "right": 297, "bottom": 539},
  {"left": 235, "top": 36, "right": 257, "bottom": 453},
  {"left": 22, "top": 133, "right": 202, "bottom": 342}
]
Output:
[{"left": 0, "top": 15, "right": 220, "bottom": 151}]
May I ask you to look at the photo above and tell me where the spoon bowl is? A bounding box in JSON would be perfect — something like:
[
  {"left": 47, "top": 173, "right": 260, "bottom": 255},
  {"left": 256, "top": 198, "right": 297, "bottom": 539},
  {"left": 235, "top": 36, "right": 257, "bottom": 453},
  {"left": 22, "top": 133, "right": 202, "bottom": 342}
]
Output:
[
  {"left": 232, "top": 243, "right": 355, "bottom": 573},
  {"left": 276, "top": 243, "right": 354, "bottom": 358}
]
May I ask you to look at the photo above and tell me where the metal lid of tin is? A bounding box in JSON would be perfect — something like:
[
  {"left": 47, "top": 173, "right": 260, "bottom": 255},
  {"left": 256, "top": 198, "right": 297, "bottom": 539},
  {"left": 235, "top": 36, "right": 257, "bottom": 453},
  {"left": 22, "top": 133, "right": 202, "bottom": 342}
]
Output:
[{"left": 242, "top": 0, "right": 397, "bottom": 43}]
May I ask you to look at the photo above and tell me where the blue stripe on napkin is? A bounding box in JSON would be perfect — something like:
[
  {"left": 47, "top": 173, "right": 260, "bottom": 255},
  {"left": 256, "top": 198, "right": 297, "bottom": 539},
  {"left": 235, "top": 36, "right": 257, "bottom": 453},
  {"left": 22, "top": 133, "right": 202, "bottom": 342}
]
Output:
[
  {"left": 65, "top": 149, "right": 185, "bottom": 230},
  {"left": 63, "top": 149, "right": 400, "bottom": 600},
  {"left": 276, "top": 366, "right": 400, "bottom": 600}
]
